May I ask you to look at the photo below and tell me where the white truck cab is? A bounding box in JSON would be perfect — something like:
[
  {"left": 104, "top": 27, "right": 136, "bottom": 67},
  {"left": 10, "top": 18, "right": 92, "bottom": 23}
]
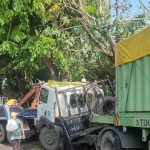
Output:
[{"left": 36, "top": 83, "right": 88, "bottom": 123}]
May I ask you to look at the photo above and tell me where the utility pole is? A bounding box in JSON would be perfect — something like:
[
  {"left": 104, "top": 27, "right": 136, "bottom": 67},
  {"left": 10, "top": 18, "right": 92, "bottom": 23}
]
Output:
[
  {"left": 114, "top": 0, "right": 131, "bottom": 18},
  {"left": 114, "top": 0, "right": 119, "bottom": 18},
  {"left": 116, "top": 0, "right": 119, "bottom": 17}
]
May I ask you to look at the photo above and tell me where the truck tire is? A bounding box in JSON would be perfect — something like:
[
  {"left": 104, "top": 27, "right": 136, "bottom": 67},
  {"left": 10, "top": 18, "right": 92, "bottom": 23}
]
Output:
[
  {"left": 39, "top": 127, "right": 59, "bottom": 150},
  {"left": 100, "top": 131, "right": 122, "bottom": 150},
  {"left": 0, "top": 123, "right": 7, "bottom": 143},
  {"left": 99, "top": 96, "right": 115, "bottom": 115}
]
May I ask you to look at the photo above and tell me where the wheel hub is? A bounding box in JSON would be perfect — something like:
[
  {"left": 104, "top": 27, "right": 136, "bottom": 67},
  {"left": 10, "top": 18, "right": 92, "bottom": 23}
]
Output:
[
  {"left": 104, "top": 139, "right": 114, "bottom": 150},
  {"left": 45, "top": 133, "right": 54, "bottom": 145}
]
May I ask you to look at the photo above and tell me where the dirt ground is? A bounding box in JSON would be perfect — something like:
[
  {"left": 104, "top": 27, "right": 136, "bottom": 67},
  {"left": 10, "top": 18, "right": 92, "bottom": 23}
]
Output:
[
  {"left": 0, "top": 138, "right": 95, "bottom": 150},
  {"left": 0, "top": 138, "right": 43, "bottom": 150}
]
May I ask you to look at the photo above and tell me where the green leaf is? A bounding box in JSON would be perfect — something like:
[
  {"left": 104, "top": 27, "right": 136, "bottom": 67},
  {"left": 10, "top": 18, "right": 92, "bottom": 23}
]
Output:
[
  {"left": 62, "top": 16, "right": 70, "bottom": 25},
  {"left": 10, "top": 26, "right": 27, "bottom": 42}
]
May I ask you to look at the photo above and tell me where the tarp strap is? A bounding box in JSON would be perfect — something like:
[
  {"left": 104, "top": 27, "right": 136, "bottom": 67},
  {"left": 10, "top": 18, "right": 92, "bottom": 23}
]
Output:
[
  {"left": 125, "top": 62, "right": 133, "bottom": 112},
  {"left": 135, "top": 62, "right": 150, "bottom": 82}
]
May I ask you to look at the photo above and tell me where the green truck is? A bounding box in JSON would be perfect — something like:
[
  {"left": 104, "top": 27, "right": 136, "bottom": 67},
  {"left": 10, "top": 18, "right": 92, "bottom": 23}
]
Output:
[
  {"left": 36, "top": 26, "right": 150, "bottom": 150},
  {"left": 92, "top": 25, "right": 150, "bottom": 150}
]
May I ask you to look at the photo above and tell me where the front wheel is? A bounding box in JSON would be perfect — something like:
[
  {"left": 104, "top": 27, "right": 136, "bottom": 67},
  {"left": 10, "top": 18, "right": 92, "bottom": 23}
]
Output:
[
  {"left": 39, "top": 127, "right": 59, "bottom": 150},
  {"left": 100, "top": 131, "right": 122, "bottom": 150}
]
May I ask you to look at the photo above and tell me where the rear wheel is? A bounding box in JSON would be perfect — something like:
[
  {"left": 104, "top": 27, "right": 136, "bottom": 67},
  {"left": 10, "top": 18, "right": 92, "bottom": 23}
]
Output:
[
  {"left": 39, "top": 127, "right": 59, "bottom": 150},
  {"left": 0, "top": 123, "right": 7, "bottom": 143},
  {"left": 100, "top": 131, "right": 122, "bottom": 150}
]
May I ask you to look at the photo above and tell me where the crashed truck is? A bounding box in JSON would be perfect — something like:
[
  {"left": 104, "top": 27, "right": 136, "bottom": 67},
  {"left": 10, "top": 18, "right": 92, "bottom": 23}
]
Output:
[{"left": 0, "top": 77, "right": 115, "bottom": 150}]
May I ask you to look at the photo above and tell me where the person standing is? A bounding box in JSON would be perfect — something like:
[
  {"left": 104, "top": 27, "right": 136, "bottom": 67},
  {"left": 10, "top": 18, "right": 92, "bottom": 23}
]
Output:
[
  {"left": 8, "top": 112, "right": 25, "bottom": 150},
  {"left": 81, "top": 78, "right": 87, "bottom": 85},
  {"left": 93, "top": 79, "right": 104, "bottom": 97}
]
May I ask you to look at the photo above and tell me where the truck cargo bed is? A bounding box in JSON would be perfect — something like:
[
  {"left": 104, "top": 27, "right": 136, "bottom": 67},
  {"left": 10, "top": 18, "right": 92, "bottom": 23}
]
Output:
[{"left": 0, "top": 105, "right": 37, "bottom": 120}]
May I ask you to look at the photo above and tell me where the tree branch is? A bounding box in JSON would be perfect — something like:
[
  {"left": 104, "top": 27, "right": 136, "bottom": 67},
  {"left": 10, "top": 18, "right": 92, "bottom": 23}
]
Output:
[
  {"left": 139, "top": 0, "right": 150, "bottom": 13},
  {"left": 69, "top": 0, "right": 93, "bottom": 24},
  {"left": 94, "top": 26, "right": 115, "bottom": 53},
  {"left": 7, "top": 18, "right": 12, "bottom": 41},
  {"left": 80, "top": 20, "right": 113, "bottom": 57},
  {"left": 109, "top": 35, "right": 116, "bottom": 47},
  {"left": 96, "top": 0, "right": 103, "bottom": 15},
  {"left": 70, "top": 0, "right": 94, "bottom": 20}
]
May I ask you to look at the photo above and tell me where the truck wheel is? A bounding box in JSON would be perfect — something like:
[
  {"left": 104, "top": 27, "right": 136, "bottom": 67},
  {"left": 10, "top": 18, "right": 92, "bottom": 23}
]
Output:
[
  {"left": 39, "top": 127, "right": 59, "bottom": 150},
  {"left": 100, "top": 131, "right": 122, "bottom": 150},
  {"left": 0, "top": 123, "right": 7, "bottom": 143}
]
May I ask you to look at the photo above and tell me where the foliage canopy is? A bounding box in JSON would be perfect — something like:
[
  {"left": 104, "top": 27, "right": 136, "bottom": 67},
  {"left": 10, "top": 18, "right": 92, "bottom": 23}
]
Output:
[{"left": 0, "top": 0, "right": 149, "bottom": 98}]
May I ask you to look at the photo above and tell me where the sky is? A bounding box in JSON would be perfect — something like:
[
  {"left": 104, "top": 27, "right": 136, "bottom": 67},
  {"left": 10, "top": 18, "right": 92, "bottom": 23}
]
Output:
[{"left": 129, "top": 0, "right": 149, "bottom": 14}]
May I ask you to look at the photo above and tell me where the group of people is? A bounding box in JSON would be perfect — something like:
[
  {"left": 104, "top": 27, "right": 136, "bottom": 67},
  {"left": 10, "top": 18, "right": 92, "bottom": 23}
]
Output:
[
  {"left": 81, "top": 78, "right": 104, "bottom": 96},
  {"left": 81, "top": 78, "right": 98, "bottom": 86}
]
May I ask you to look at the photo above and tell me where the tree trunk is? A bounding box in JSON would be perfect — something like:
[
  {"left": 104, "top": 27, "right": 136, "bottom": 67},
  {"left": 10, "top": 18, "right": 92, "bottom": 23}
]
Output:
[
  {"left": 60, "top": 70, "right": 70, "bottom": 81},
  {"left": 42, "top": 56, "right": 70, "bottom": 81},
  {"left": 42, "top": 56, "right": 58, "bottom": 80}
]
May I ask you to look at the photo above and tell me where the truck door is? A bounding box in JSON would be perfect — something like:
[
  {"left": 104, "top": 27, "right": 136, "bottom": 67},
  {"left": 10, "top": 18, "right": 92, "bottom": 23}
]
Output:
[{"left": 37, "top": 87, "right": 51, "bottom": 121}]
